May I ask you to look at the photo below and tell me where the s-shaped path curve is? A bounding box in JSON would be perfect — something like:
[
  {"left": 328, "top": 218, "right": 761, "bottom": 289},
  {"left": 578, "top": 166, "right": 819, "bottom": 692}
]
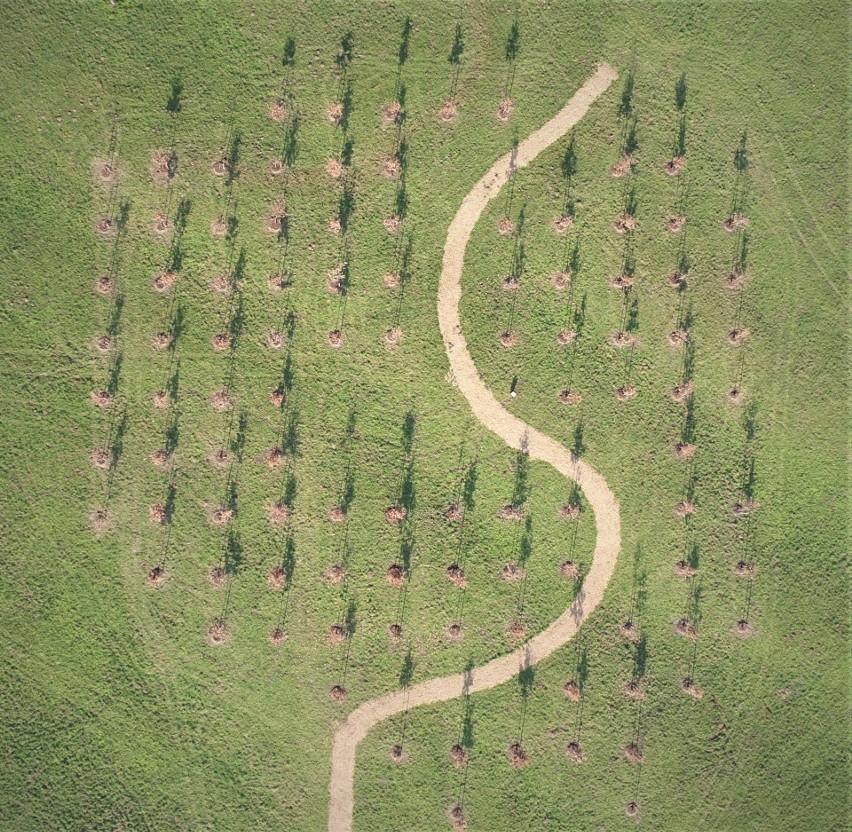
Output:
[{"left": 328, "top": 63, "right": 621, "bottom": 832}]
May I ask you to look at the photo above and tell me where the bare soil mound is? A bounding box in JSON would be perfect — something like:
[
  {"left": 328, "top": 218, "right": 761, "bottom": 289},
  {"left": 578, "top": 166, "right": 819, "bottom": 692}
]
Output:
[
  {"left": 153, "top": 271, "right": 176, "bottom": 292},
  {"left": 381, "top": 101, "right": 402, "bottom": 125},
  {"left": 674, "top": 442, "right": 696, "bottom": 460},
  {"left": 552, "top": 214, "right": 574, "bottom": 234},
  {"left": 211, "top": 389, "right": 233, "bottom": 411},
  {"left": 151, "top": 332, "right": 171, "bottom": 350},
  {"left": 446, "top": 564, "right": 468, "bottom": 588},
  {"left": 623, "top": 679, "right": 645, "bottom": 700},
  {"left": 385, "top": 564, "right": 406, "bottom": 587},
  {"left": 450, "top": 744, "right": 468, "bottom": 768},
  {"left": 665, "top": 155, "right": 686, "bottom": 176},
  {"left": 90, "top": 390, "right": 113, "bottom": 408},
  {"left": 78, "top": 453, "right": 106, "bottom": 487},
  {"left": 147, "top": 566, "right": 166, "bottom": 588},
  {"left": 95, "top": 275, "right": 114, "bottom": 295},
  {"left": 439, "top": 99, "right": 457, "bottom": 122},
  {"left": 507, "top": 742, "right": 527, "bottom": 768},
  {"left": 148, "top": 503, "right": 167, "bottom": 524},
  {"left": 327, "top": 103, "right": 344, "bottom": 126},
  {"left": 328, "top": 625, "right": 347, "bottom": 646},
  {"left": 613, "top": 213, "right": 637, "bottom": 234},
  {"left": 560, "top": 560, "right": 580, "bottom": 580},
  {"left": 673, "top": 560, "right": 697, "bottom": 578},
  {"left": 267, "top": 501, "right": 291, "bottom": 524},
  {"left": 209, "top": 507, "right": 233, "bottom": 526},
  {"left": 674, "top": 500, "right": 696, "bottom": 518},
  {"left": 609, "top": 273, "right": 634, "bottom": 290},
  {"left": 267, "top": 566, "right": 288, "bottom": 589},
  {"left": 565, "top": 741, "right": 585, "bottom": 763},
  {"left": 615, "top": 385, "right": 637, "bottom": 403},
  {"left": 667, "top": 214, "right": 686, "bottom": 232},
  {"left": 207, "top": 620, "right": 229, "bottom": 646},
  {"left": 498, "top": 217, "right": 515, "bottom": 235},
  {"left": 325, "top": 564, "right": 346, "bottom": 585},
  {"left": 620, "top": 620, "right": 640, "bottom": 643},
  {"left": 384, "top": 505, "right": 407, "bottom": 524},
  {"left": 610, "top": 155, "right": 632, "bottom": 177},
  {"left": 609, "top": 331, "right": 636, "bottom": 349},
  {"left": 499, "top": 330, "right": 518, "bottom": 348},
  {"left": 674, "top": 618, "right": 698, "bottom": 640},
  {"left": 671, "top": 380, "right": 695, "bottom": 403},
  {"left": 383, "top": 215, "right": 401, "bottom": 234},
  {"left": 681, "top": 677, "right": 703, "bottom": 699},
  {"left": 558, "top": 389, "right": 583, "bottom": 405},
  {"left": 496, "top": 98, "right": 513, "bottom": 122},
  {"left": 623, "top": 742, "right": 644, "bottom": 763},
  {"left": 499, "top": 504, "right": 524, "bottom": 521},
  {"left": 563, "top": 680, "right": 581, "bottom": 701},
  {"left": 734, "top": 560, "right": 756, "bottom": 578},
  {"left": 552, "top": 271, "right": 571, "bottom": 290}
]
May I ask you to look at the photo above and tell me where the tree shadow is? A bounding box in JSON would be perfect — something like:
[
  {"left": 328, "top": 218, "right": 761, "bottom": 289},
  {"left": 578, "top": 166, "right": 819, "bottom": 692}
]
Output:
[
  {"left": 281, "top": 468, "right": 298, "bottom": 509},
  {"left": 503, "top": 18, "right": 520, "bottom": 96},
  {"left": 675, "top": 114, "right": 687, "bottom": 158},
  {"left": 224, "top": 528, "right": 242, "bottom": 576},
  {"left": 106, "top": 293, "right": 124, "bottom": 338},
  {"left": 281, "top": 532, "right": 296, "bottom": 589},
  {"left": 618, "top": 67, "right": 635, "bottom": 119},
  {"left": 281, "top": 405, "right": 300, "bottom": 457},
  {"left": 340, "top": 463, "right": 355, "bottom": 513},
  {"left": 106, "top": 351, "right": 123, "bottom": 396},
  {"left": 681, "top": 396, "right": 696, "bottom": 445},
  {"left": 108, "top": 407, "right": 129, "bottom": 472},
  {"left": 164, "top": 408, "right": 180, "bottom": 456},
  {"left": 337, "top": 31, "right": 354, "bottom": 72},
  {"left": 462, "top": 461, "right": 477, "bottom": 511},
  {"left": 448, "top": 23, "right": 464, "bottom": 98},
  {"left": 166, "top": 361, "right": 180, "bottom": 405},
  {"left": 572, "top": 420, "right": 585, "bottom": 458},
  {"left": 340, "top": 79, "right": 353, "bottom": 131},
  {"left": 518, "top": 515, "right": 532, "bottom": 567},
  {"left": 338, "top": 181, "right": 355, "bottom": 233},
  {"left": 225, "top": 131, "right": 241, "bottom": 187},
  {"left": 632, "top": 633, "right": 648, "bottom": 681},
  {"left": 397, "top": 16, "right": 412, "bottom": 67},
  {"left": 399, "top": 649, "right": 415, "bottom": 688},
  {"left": 622, "top": 117, "right": 638, "bottom": 157},
  {"left": 511, "top": 449, "right": 530, "bottom": 507},
  {"left": 400, "top": 527, "right": 413, "bottom": 573},
  {"left": 282, "top": 37, "right": 296, "bottom": 68},
  {"left": 166, "top": 76, "right": 183, "bottom": 114},
  {"left": 682, "top": 338, "right": 696, "bottom": 381},
  {"left": 283, "top": 110, "right": 300, "bottom": 168},
  {"left": 675, "top": 73, "right": 687, "bottom": 111},
  {"left": 230, "top": 411, "right": 248, "bottom": 461}
]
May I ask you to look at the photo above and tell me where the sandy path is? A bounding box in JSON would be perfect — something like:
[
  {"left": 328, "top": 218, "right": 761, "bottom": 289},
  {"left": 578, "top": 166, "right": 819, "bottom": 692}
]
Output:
[{"left": 328, "top": 64, "right": 620, "bottom": 832}]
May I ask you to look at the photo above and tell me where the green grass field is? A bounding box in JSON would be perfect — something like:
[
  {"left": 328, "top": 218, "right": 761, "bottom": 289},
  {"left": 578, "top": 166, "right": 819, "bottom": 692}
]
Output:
[{"left": 0, "top": 2, "right": 848, "bottom": 830}]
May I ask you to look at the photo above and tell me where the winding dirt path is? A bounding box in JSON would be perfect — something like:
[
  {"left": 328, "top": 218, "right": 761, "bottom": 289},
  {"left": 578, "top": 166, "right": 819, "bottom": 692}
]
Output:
[{"left": 328, "top": 64, "right": 620, "bottom": 832}]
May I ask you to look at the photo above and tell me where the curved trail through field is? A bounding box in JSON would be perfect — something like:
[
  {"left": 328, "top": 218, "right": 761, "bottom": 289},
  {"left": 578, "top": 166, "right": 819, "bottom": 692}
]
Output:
[{"left": 328, "top": 64, "right": 621, "bottom": 832}]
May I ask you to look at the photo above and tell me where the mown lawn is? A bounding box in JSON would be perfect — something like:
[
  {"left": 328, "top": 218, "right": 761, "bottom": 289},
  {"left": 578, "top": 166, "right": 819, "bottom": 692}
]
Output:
[{"left": 0, "top": 2, "right": 847, "bottom": 831}]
